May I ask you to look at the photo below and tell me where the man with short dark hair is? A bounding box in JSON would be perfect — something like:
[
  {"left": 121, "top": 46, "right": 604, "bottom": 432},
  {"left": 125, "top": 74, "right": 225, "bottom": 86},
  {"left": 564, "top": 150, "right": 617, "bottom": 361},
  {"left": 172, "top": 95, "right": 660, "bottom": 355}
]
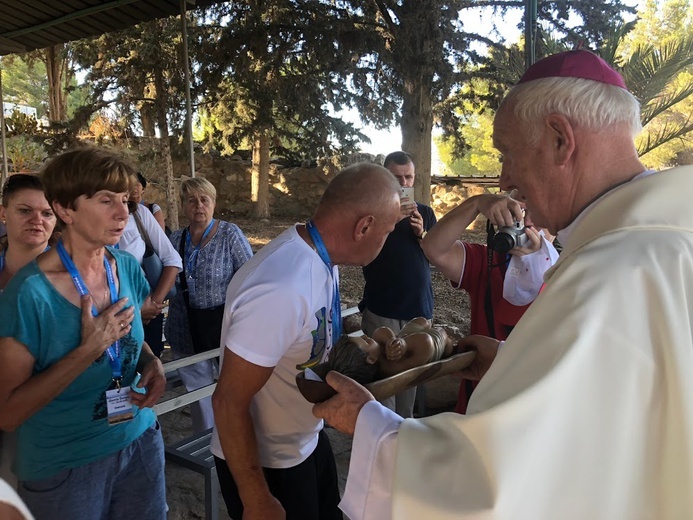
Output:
[
  {"left": 359, "top": 151, "right": 437, "bottom": 417},
  {"left": 314, "top": 50, "right": 693, "bottom": 519},
  {"left": 211, "top": 163, "right": 401, "bottom": 520}
]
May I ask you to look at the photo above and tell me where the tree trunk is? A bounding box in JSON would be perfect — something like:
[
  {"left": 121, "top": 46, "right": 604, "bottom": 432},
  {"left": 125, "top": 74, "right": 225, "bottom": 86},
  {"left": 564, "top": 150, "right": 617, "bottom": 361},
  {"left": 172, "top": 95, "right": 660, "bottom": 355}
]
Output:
[
  {"left": 252, "top": 131, "right": 271, "bottom": 219},
  {"left": 153, "top": 63, "right": 179, "bottom": 230},
  {"left": 140, "top": 84, "right": 157, "bottom": 137},
  {"left": 400, "top": 76, "right": 433, "bottom": 205},
  {"left": 44, "top": 44, "right": 69, "bottom": 123}
]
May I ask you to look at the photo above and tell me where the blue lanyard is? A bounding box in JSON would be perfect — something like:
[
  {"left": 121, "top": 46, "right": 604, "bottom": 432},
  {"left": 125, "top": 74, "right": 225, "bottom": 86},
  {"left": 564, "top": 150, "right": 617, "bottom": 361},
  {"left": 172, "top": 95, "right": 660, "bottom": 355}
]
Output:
[
  {"left": 306, "top": 220, "right": 342, "bottom": 344},
  {"left": 185, "top": 219, "right": 215, "bottom": 277},
  {"left": 56, "top": 241, "right": 123, "bottom": 382}
]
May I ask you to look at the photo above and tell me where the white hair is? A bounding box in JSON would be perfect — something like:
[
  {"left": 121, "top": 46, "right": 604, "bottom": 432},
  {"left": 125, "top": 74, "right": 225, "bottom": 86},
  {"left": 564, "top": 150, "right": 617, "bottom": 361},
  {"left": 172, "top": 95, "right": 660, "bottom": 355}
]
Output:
[{"left": 501, "top": 77, "right": 642, "bottom": 146}]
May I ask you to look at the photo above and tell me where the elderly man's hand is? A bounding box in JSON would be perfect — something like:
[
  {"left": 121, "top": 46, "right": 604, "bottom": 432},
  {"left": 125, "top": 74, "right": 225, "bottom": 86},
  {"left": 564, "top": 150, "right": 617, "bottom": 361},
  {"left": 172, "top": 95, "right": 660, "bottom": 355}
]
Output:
[
  {"left": 510, "top": 226, "right": 543, "bottom": 256},
  {"left": 476, "top": 194, "right": 524, "bottom": 227},
  {"left": 457, "top": 335, "right": 501, "bottom": 381},
  {"left": 312, "top": 371, "right": 375, "bottom": 436}
]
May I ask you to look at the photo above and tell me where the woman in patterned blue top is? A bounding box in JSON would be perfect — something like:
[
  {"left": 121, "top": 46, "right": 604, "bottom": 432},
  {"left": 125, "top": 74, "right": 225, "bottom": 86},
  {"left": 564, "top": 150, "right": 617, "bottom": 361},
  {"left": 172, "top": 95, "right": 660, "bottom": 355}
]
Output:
[
  {"left": 0, "top": 148, "right": 167, "bottom": 520},
  {"left": 165, "top": 177, "right": 252, "bottom": 433}
]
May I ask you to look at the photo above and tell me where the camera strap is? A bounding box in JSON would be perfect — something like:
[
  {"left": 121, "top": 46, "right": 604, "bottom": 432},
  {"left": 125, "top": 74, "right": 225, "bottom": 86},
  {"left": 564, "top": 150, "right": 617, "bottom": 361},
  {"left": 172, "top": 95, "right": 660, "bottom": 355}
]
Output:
[
  {"left": 484, "top": 220, "right": 515, "bottom": 338},
  {"left": 484, "top": 221, "right": 497, "bottom": 337}
]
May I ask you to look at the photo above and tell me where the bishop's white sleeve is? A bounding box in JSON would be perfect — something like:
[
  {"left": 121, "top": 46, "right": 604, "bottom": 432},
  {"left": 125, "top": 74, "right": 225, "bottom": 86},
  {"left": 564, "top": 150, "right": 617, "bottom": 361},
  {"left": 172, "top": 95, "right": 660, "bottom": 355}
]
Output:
[{"left": 339, "top": 401, "right": 403, "bottom": 520}]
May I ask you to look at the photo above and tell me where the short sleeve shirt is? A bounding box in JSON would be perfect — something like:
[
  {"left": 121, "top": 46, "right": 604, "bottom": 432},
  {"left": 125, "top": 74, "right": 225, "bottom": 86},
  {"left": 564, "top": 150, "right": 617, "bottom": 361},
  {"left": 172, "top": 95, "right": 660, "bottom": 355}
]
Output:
[{"left": 0, "top": 249, "right": 155, "bottom": 480}]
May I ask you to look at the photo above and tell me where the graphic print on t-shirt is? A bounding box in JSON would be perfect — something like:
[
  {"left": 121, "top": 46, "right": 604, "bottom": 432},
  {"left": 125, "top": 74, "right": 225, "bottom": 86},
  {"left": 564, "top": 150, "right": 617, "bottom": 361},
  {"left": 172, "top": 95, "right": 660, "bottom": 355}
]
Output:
[{"left": 296, "top": 307, "right": 329, "bottom": 369}]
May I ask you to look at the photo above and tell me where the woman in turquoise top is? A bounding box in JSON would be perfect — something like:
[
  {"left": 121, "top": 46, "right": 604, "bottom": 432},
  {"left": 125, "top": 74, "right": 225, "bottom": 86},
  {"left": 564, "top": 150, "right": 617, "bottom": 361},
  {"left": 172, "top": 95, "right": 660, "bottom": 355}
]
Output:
[
  {"left": 0, "top": 148, "right": 167, "bottom": 519},
  {"left": 0, "top": 174, "right": 57, "bottom": 489}
]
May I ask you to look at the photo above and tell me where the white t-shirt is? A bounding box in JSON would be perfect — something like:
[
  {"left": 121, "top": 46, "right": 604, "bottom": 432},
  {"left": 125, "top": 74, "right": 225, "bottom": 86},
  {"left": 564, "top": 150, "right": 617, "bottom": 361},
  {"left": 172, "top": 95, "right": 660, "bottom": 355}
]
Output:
[
  {"left": 0, "top": 478, "right": 33, "bottom": 519},
  {"left": 118, "top": 204, "right": 182, "bottom": 269},
  {"left": 210, "top": 225, "right": 337, "bottom": 468}
]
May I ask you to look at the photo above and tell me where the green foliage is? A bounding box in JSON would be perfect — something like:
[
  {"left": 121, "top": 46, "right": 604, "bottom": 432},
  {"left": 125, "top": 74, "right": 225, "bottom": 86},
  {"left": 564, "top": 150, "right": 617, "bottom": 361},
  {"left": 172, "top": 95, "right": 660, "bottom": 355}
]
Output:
[
  {"left": 435, "top": 112, "right": 500, "bottom": 176},
  {"left": 623, "top": 0, "right": 693, "bottom": 166},
  {"left": 4, "top": 110, "right": 40, "bottom": 136},
  {"left": 72, "top": 17, "right": 188, "bottom": 138},
  {"left": 0, "top": 56, "right": 48, "bottom": 118},
  {"left": 4, "top": 135, "right": 47, "bottom": 172},
  {"left": 435, "top": 78, "right": 501, "bottom": 176},
  {"left": 341, "top": 0, "right": 633, "bottom": 127},
  {"left": 438, "top": 0, "right": 693, "bottom": 174},
  {"left": 196, "top": 1, "right": 368, "bottom": 160}
]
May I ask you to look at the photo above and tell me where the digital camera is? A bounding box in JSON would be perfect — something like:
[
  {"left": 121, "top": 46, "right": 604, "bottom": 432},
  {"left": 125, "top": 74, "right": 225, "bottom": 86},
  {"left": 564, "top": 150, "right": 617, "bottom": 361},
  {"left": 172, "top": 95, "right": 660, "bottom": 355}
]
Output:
[{"left": 491, "top": 220, "right": 528, "bottom": 255}]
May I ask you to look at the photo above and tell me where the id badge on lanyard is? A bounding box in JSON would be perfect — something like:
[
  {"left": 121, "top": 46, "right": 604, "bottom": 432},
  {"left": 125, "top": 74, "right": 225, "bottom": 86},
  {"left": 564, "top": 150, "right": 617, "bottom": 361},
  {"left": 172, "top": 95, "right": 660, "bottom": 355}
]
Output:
[{"left": 105, "top": 387, "right": 134, "bottom": 424}]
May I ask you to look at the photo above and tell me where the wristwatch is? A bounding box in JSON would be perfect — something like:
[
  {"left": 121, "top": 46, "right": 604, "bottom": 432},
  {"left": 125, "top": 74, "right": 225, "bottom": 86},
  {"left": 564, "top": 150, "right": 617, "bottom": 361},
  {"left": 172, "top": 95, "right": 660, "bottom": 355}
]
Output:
[{"left": 418, "top": 231, "right": 427, "bottom": 240}]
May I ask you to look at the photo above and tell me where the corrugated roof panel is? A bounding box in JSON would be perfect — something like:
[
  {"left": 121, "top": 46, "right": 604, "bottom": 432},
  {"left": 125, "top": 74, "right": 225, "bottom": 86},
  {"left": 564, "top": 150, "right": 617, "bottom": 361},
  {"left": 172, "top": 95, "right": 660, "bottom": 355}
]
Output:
[{"left": 0, "top": 0, "right": 222, "bottom": 55}]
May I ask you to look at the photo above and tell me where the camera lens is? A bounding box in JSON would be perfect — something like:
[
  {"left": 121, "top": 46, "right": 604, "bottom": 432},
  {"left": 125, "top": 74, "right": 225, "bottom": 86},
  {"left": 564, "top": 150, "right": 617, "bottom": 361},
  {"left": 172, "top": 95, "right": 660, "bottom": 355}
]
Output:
[{"left": 491, "top": 233, "right": 515, "bottom": 255}]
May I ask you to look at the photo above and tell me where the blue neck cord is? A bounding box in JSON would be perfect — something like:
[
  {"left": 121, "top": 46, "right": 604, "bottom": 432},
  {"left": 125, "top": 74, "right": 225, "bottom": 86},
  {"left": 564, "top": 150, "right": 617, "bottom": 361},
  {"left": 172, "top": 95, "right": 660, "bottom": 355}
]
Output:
[{"left": 306, "top": 220, "right": 342, "bottom": 343}]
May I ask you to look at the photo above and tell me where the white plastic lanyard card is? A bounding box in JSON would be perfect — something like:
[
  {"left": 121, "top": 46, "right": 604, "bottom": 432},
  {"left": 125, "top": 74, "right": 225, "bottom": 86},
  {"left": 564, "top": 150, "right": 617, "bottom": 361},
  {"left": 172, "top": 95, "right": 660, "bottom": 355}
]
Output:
[{"left": 106, "top": 387, "right": 134, "bottom": 425}]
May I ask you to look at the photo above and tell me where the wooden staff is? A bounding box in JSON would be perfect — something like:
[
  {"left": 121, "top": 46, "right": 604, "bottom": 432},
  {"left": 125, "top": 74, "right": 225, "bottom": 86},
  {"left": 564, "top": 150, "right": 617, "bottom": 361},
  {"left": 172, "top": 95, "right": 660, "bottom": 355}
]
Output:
[{"left": 365, "top": 351, "right": 476, "bottom": 402}]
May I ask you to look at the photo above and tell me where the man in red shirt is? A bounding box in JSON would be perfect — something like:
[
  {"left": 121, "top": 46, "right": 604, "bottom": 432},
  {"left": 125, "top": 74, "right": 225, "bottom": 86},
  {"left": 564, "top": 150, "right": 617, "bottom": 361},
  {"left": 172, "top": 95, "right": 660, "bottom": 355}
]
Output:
[{"left": 421, "top": 193, "right": 557, "bottom": 412}]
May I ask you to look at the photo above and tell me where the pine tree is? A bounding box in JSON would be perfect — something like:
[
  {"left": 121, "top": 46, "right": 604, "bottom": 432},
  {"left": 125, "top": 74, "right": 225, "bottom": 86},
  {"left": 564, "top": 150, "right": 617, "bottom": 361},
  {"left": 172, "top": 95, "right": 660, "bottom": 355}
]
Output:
[
  {"left": 196, "top": 1, "right": 368, "bottom": 218},
  {"left": 73, "top": 18, "right": 190, "bottom": 229},
  {"left": 329, "top": 0, "right": 633, "bottom": 202}
]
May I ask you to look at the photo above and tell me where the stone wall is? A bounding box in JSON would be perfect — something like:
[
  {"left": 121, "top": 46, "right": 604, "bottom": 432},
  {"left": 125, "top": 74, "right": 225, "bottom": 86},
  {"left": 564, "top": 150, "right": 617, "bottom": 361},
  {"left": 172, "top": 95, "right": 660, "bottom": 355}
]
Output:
[
  {"left": 430, "top": 182, "right": 492, "bottom": 230},
  {"left": 139, "top": 147, "right": 494, "bottom": 228},
  {"left": 182, "top": 153, "right": 335, "bottom": 218}
]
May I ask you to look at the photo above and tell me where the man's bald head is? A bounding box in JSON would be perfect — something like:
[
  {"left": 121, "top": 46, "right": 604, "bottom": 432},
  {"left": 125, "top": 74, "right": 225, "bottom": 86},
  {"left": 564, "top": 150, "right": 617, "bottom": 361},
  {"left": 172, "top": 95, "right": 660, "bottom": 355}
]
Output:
[
  {"left": 312, "top": 162, "right": 401, "bottom": 266},
  {"left": 315, "top": 163, "right": 400, "bottom": 220}
]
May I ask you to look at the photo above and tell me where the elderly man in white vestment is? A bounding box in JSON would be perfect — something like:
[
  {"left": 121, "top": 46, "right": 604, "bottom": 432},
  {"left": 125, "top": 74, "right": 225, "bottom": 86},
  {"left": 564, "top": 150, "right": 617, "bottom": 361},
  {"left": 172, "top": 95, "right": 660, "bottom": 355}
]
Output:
[{"left": 313, "top": 49, "right": 693, "bottom": 520}]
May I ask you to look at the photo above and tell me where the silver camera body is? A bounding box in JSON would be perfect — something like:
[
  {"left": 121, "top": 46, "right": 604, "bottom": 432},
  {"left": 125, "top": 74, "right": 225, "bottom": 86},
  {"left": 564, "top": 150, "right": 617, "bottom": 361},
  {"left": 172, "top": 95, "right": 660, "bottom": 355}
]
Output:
[{"left": 491, "top": 220, "right": 528, "bottom": 254}]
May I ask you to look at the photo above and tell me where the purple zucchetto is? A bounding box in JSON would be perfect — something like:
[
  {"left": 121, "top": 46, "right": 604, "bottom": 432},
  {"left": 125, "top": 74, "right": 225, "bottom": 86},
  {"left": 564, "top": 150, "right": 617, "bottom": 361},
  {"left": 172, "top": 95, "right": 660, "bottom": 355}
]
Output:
[{"left": 518, "top": 50, "right": 627, "bottom": 90}]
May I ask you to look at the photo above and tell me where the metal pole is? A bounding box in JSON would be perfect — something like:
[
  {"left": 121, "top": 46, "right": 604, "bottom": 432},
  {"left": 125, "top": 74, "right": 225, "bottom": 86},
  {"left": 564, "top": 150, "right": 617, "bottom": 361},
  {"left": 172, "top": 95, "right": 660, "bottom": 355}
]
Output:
[
  {"left": 180, "top": 0, "right": 195, "bottom": 177},
  {"left": 0, "top": 60, "right": 8, "bottom": 186},
  {"left": 524, "top": 0, "right": 538, "bottom": 70}
]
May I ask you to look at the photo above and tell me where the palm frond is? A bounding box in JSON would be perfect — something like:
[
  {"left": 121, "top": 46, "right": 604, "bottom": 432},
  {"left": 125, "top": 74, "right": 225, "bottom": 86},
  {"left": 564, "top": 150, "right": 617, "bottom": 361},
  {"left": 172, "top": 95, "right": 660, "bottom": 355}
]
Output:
[
  {"left": 597, "top": 20, "right": 637, "bottom": 66},
  {"left": 637, "top": 116, "right": 693, "bottom": 156},
  {"left": 621, "top": 35, "right": 693, "bottom": 106},
  {"left": 640, "top": 82, "right": 693, "bottom": 126}
]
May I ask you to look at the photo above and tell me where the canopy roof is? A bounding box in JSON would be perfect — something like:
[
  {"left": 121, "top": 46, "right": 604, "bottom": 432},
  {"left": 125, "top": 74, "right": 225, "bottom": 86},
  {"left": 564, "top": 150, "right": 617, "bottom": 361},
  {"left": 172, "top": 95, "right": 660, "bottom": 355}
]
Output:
[
  {"left": 0, "top": 0, "right": 221, "bottom": 182},
  {"left": 0, "top": 0, "right": 219, "bottom": 56}
]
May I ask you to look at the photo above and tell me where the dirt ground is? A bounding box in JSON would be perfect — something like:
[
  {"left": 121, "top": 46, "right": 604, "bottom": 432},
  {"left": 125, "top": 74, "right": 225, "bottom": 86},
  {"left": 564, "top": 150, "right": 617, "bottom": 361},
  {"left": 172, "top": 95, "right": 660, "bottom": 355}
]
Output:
[{"left": 161, "top": 215, "right": 485, "bottom": 519}]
